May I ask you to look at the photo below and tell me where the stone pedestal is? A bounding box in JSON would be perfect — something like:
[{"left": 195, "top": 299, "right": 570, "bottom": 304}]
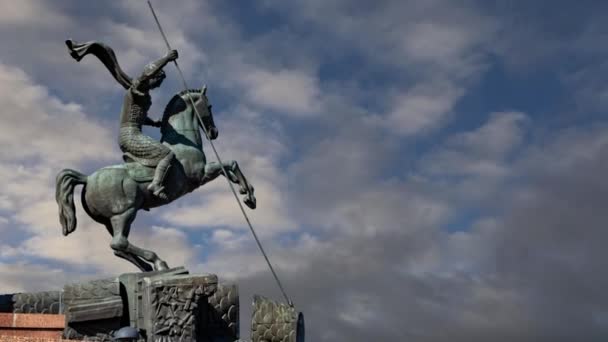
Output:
[
  {"left": 62, "top": 267, "right": 236, "bottom": 341},
  {"left": 138, "top": 270, "right": 218, "bottom": 341},
  {"left": 0, "top": 266, "right": 303, "bottom": 342}
]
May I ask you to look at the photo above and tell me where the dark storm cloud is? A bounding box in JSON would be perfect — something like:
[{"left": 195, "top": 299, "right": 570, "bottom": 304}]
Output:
[{"left": 228, "top": 123, "right": 608, "bottom": 342}]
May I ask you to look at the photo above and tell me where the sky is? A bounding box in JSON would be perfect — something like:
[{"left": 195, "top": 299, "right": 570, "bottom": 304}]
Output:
[{"left": 0, "top": 0, "right": 607, "bottom": 341}]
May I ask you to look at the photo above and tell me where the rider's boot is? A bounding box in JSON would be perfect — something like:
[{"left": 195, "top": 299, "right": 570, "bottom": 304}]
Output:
[{"left": 148, "top": 152, "right": 175, "bottom": 200}]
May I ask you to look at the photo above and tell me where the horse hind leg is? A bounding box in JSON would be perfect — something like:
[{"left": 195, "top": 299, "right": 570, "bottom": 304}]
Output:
[
  {"left": 114, "top": 249, "right": 153, "bottom": 272},
  {"left": 104, "top": 222, "right": 152, "bottom": 272},
  {"left": 109, "top": 209, "right": 167, "bottom": 272},
  {"left": 126, "top": 242, "right": 169, "bottom": 271}
]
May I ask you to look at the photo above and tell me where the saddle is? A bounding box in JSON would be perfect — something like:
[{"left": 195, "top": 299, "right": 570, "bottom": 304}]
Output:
[{"left": 123, "top": 153, "right": 155, "bottom": 182}]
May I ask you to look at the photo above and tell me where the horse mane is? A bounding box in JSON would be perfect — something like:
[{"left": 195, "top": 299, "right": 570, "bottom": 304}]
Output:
[{"left": 162, "top": 88, "right": 202, "bottom": 121}]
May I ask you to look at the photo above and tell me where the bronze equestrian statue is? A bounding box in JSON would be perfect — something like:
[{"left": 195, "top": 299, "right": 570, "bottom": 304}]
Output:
[
  {"left": 117, "top": 49, "right": 179, "bottom": 201},
  {"left": 56, "top": 40, "right": 256, "bottom": 272}
]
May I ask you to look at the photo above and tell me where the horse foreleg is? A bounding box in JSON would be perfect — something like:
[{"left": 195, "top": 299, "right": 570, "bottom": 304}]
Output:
[
  {"left": 200, "top": 161, "right": 230, "bottom": 185},
  {"left": 201, "top": 161, "right": 256, "bottom": 209},
  {"left": 224, "top": 160, "right": 256, "bottom": 209}
]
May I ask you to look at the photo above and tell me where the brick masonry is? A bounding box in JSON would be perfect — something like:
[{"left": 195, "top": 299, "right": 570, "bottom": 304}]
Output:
[{"left": 0, "top": 313, "right": 65, "bottom": 341}]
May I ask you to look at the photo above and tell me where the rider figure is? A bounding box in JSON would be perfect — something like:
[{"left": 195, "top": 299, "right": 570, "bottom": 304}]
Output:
[
  {"left": 119, "top": 50, "right": 179, "bottom": 200},
  {"left": 64, "top": 40, "right": 178, "bottom": 200}
]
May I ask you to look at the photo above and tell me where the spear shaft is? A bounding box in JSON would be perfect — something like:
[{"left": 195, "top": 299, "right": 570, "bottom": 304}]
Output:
[{"left": 146, "top": 0, "right": 293, "bottom": 307}]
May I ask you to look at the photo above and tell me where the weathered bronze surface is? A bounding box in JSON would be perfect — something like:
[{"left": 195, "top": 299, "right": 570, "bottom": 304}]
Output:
[{"left": 56, "top": 40, "right": 256, "bottom": 272}]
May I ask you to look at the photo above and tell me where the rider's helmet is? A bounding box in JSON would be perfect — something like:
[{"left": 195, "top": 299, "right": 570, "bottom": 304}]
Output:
[{"left": 113, "top": 326, "right": 140, "bottom": 341}]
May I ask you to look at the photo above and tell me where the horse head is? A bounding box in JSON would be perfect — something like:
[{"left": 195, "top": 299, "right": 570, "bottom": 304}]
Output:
[
  {"left": 195, "top": 86, "right": 218, "bottom": 140},
  {"left": 160, "top": 86, "right": 218, "bottom": 147}
]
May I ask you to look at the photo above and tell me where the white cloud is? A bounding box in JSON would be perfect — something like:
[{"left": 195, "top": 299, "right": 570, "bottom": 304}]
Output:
[
  {"left": 0, "top": 0, "right": 69, "bottom": 28},
  {"left": 100, "top": 19, "right": 205, "bottom": 77},
  {"left": 210, "top": 229, "right": 249, "bottom": 250},
  {"left": 385, "top": 80, "right": 465, "bottom": 136},
  {"left": 194, "top": 246, "right": 270, "bottom": 281},
  {"left": 338, "top": 292, "right": 379, "bottom": 325},
  {"left": 400, "top": 20, "right": 492, "bottom": 75},
  {"left": 451, "top": 112, "right": 528, "bottom": 159},
  {"left": 420, "top": 111, "right": 528, "bottom": 178},
  {"left": 262, "top": 0, "right": 498, "bottom": 136},
  {"left": 0, "top": 62, "right": 115, "bottom": 166},
  {"left": 0, "top": 62, "right": 121, "bottom": 276},
  {"left": 0, "top": 262, "right": 69, "bottom": 292},
  {"left": 410, "top": 111, "right": 529, "bottom": 206},
  {"left": 161, "top": 177, "right": 295, "bottom": 236},
  {"left": 240, "top": 68, "right": 321, "bottom": 116},
  {"left": 0, "top": 195, "right": 13, "bottom": 211},
  {"left": 13, "top": 206, "right": 197, "bottom": 275},
  {"left": 0, "top": 62, "right": 116, "bottom": 272}
]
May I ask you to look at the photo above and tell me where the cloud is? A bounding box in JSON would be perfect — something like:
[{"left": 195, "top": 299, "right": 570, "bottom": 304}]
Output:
[
  {"left": 2, "top": 1, "right": 608, "bottom": 341},
  {"left": 0, "top": 61, "right": 115, "bottom": 256},
  {"left": 420, "top": 111, "right": 528, "bottom": 178},
  {"left": 198, "top": 121, "right": 608, "bottom": 341},
  {"left": 441, "top": 124, "right": 608, "bottom": 340},
  {"left": 562, "top": 60, "right": 608, "bottom": 112},
  {"left": 0, "top": 61, "right": 196, "bottom": 276},
  {"left": 0, "top": 0, "right": 69, "bottom": 28},
  {"left": 240, "top": 68, "right": 321, "bottom": 116},
  {"left": 385, "top": 80, "right": 465, "bottom": 136},
  {"left": 0, "top": 263, "right": 71, "bottom": 293},
  {"left": 488, "top": 2, "right": 608, "bottom": 73},
  {"left": 126, "top": 225, "right": 196, "bottom": 270},
  {"left": 261, "top": 0, "right": 499, "bottom": 136},
  {"left": 0, "top": 61, "right": 118, "bottom": 276},
  {"left": 13, "top": 202, "right": 197, "bottom": 275},
  {"left": 0, "top": 63, "right": 114, "bottom": 166}
]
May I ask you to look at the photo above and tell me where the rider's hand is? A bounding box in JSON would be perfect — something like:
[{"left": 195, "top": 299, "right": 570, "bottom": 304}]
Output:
[{"left": 166, "top": 50, "right": 178, "bottom": 61}]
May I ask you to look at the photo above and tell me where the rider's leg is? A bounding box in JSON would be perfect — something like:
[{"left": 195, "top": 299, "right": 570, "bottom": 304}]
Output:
[{"left": 147, "top": 151, "right": 175, "bottom": 199}]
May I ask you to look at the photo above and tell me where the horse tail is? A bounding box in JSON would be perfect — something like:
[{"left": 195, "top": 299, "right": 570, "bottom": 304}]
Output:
[{"left": 55, "top": 169, "right": 88, "bottom": 236}]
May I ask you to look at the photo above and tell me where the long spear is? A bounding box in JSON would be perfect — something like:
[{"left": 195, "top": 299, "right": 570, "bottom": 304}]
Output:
[{"left": 146, "top": 0, "right": 293, "bottom": 306}]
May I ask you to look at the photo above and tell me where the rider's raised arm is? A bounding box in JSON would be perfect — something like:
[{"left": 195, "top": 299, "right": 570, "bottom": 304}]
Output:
[{"left": 139, "top": 50, "right": 178, "bottom": 83}]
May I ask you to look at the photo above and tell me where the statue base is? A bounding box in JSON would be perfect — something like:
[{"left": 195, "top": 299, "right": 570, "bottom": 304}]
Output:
[{"left": 0, "top": 267, "right": 303, "bottom": 342}]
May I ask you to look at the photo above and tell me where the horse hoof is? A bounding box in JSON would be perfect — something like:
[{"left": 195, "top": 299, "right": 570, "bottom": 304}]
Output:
[
  {"left": 244, "top": 196, "right": 256, "bottom": 209},
  {"left": 156, "top": 261, "right": 169, "bottom": 271},
  {"left": 239, "top": 187, "right": 247, "bottom": 195}
]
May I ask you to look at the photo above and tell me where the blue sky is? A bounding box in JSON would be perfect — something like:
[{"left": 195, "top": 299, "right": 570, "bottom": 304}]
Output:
[{"left": 1, "top": 0, "right": 608, "bottom": 340}]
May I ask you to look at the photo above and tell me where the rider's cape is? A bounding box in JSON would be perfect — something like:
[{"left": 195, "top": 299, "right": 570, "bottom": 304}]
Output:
[
  {"left": 66, "top": 39, "right": 133, "bottom": 90},
  {"left": 66, "top": 39, "right": 171, "bottom": 170}
]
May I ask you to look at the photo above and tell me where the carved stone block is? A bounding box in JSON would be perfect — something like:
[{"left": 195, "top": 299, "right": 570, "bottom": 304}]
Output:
[
  {"left": 142, "top": 273, "right": 218, "bottom": 342},
  {"left": 201, "top": 283, "right": 239, "bottom": 341},
  {"left": 62, "top": 277, "right": 124, "bottom": 340},
  {"left": 119, "top": 267, "right": 189, "bottom": 328},
  {"left": 251, "top": 296, "right": 304, "bottom": 342}
]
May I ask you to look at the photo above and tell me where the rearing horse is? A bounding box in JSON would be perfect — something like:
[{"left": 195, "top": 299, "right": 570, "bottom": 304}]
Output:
[{"left": 55, "top": 87, "right": 256, "bottom": 272}]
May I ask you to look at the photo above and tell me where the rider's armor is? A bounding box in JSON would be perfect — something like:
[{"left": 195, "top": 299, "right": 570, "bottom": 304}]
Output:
[
  {"left": 118, "top": 81, "right": 171, "bottom": 167},
  {"left": 65, "top": 39, "right": 175, "bottom": 199}
]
